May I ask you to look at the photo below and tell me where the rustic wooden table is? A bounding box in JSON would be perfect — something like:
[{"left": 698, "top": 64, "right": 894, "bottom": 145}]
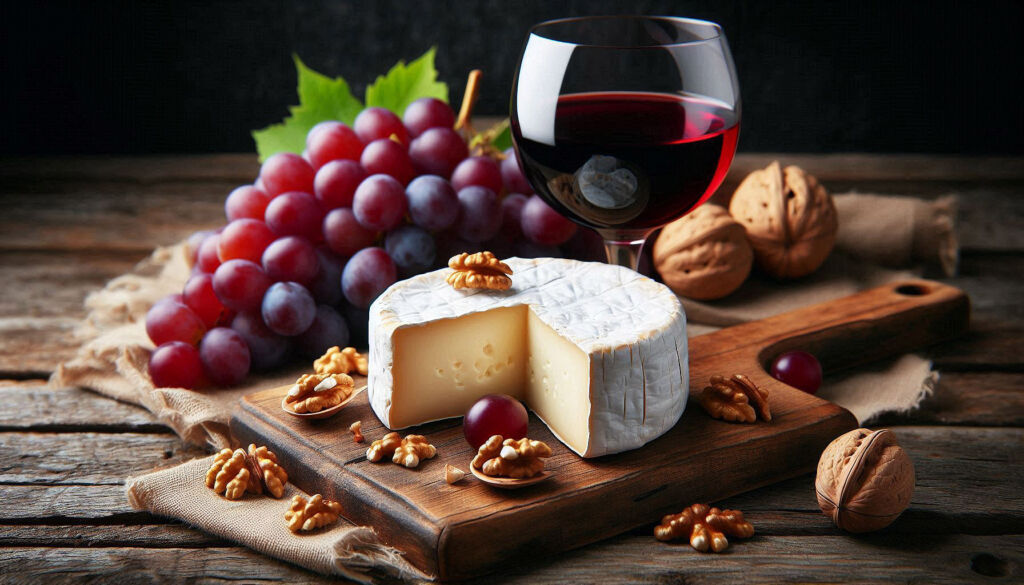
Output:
[{"left": 0, "top": 154, "right": 1021, "bottom": 583}]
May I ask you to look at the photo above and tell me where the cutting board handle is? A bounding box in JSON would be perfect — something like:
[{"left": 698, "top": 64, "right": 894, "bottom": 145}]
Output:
[{"left": 692, "top": 279, "right": 970, "bottom": 376}]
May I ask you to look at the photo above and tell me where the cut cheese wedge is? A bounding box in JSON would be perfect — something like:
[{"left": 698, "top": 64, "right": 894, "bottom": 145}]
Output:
[{"left": 368, "top": 257, "right": 688, "bottom": 458}]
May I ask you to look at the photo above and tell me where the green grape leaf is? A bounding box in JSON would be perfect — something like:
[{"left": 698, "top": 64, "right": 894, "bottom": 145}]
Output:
[
  {"left": 365, "top": 47, "right": 448, "bottom": 116},
  {"left": 491, "top": 123, "right": 513, "bottom": 152},
  {"left": 251, "top": 55, "right": 363, "bottom": 162}
]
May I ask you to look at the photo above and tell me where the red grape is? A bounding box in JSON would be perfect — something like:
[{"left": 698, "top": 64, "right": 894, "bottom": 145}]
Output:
[
  {"left": 199, "top": 327, "right": 250, "bottom": 386},
  {"left": 217, "top": 218, "right": 275, "bottom": 263},
  {"left": 261, "top": 281, "right": 317, "bottom": 336},
  {"left": 354, "top": 107, "right": 409, "bottom": 145},
  {"left": 196, "top": 233, "right": 222, "bottom": 273},
  {"left": 463, "top": 394, "right": 529, "bottom": 449},
  {"left": 500, "top": 147, "right": 533, "bottom": 194},
  {"left": 455, "top": 186, "right": 502, "bottom": 242},
  {"left": 352, "top": 174, "right": 408, "bottom": 231},
  {"left": 521, "top": 194, "right": 577, "bottom": 246},
  {"left": 385, "top": 225, "right": 436, "bottom": 275},
  {"left": 323, "top": 207, "right": 378, "bottom": 257},
  {"left": 360, "top": 138, "right": 415, "bottom": 185},
  {"left": 212, "top": 259, "right": 271, "bottom": 313},
  {"left": 406, "top": 175, "right": 459, "bottom": 231},
  {"left": 341, "top": 247, "right": 397, "bottom": 309},
  {"left": 224, "top": 185, "right": 272, "bottom": 222},
  {"left": 314, "top": 159, "right": 366, "bottom": 210},
  {"left": 264, "top": 191, "right": 324, "bottom": 239},
  {"left": 499, "top": 193, "right": 529, "bottom": 239},
  {"left": 451, "top": 156, "right": 503, "bottom": 194},
  {"left": 770, "top": 350, "right": 823, "bottom": 394},
  {"left": 305, "top": 121, "right": 364, "bottom": 169},
  {"left": 185, "top": 229, "right": 215, "bottom": 268},
  {"left": 148, "top": 341, "right": 204, "bottom": 389},
  {"left": 259, "top": 152, "right": 315, "bottom": 197},
  {"left": 262, "top": 236, "right": 319, "bottom": 285},
  {"left": 183, "top": 273, "right": 231, "bottom": 329},
  {"left": 295, "top": 304, "right": 350, "bottom": 358},
  {"left": 409, "top": 127, "right": 468, "bottom": 178},
  {"left": 146, "top": 297, "right": 206, "bottom": 346},
  {"left": 231, "top": 312, "right": 289, "bottom": 371},
  {"left": 403, "top": 97, "right": 456, "bottom": 138},
  {"left": 308, "top": 246, "right": 345, "bottom": 305}
]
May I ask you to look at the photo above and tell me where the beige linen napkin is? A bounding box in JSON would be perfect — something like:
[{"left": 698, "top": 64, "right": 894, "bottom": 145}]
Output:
[{"left": 126, "top": 456, "right": 429, "bottom": 583}]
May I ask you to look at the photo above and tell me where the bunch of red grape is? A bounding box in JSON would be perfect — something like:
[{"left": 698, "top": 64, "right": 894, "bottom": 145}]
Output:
[{"left": 147, "top": 98, "right": 600, "bottom": 389}]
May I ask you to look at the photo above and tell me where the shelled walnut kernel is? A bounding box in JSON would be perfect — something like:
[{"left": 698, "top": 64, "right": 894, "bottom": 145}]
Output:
[
  {"left": 446, "top": 251, "right": 513, "bottom": 290},
  {"left": 285, "top": 494, "right": 343, "bottom": 533},
  {"left": 654, "top": 503, "right": 754, "bottom": 552},
  {"left": 698, "top": 374, "right": 771, "bottom": 423},
  {"left": 315, "top": 346, "right": 368, "bottom": 376},
  {"left": 472, "top": 435, "right": 551, "bottom": 479}
]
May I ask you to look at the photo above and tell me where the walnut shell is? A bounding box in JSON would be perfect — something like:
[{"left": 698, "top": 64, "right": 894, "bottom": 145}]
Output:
[
  {"left": 652, "top": 204, "right": 753, "bottom": 300},
  {"left": 815, "top": 428, "right": 915, "bottom": 533},
  {"left": 729, "top": 161, "right": 838, "bottom": 279}
]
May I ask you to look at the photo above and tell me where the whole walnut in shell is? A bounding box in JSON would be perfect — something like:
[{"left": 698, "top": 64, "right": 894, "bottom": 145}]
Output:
[
  {"left": 815, "top": 428, "right": 915, "bottom": 533},
  {"left": 652, "top": 204, "right": 753, "bottom": 300},
  {"left": 729, "top": 161, "right": 837, "bottom": 279}
]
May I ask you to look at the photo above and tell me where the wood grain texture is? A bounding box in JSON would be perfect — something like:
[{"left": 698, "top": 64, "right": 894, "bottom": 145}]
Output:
[
  {"left": 0, "top": 432, "right": 207, "bottom": 485},
  {"left": 232, "top": 280, "right": 969, "bottom": 579},
  {"left": 0, "top": 383, "right": 164, "bottom": 432},
  {"left": 0, "top": 536, "right": 1018, "bottom": 585}
]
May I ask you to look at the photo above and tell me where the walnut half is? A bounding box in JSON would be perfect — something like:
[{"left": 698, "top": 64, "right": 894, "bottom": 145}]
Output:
[
  {"left": 472, "top": 435, "right": 551, "bottom": 479},
  {"left": 446, "top": 251, "right": 513, "bottom": 290},
  {"left": 698, "top": 374, "right": 771, "bottom": 423},
  {"left": 654, "top": 503, "right": 754, "bottom": 552},
  {"left": 285, "top": 494, "right": 343, "bottom": 533}
]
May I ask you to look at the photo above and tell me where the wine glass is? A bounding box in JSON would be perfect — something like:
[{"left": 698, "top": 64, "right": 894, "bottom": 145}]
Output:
[{"left": 511, "top": 16, "right": 741, "bottom": 270}]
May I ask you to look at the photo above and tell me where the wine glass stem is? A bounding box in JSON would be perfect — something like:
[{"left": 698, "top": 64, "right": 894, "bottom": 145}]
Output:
[{"left": 603, "top": 239, "right": 647, "bottom": 271}]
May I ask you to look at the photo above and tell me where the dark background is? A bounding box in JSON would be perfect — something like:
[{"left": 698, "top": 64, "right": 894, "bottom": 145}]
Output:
[{"left": 2, "top": 0, "right": 1022, "bottom": 155}]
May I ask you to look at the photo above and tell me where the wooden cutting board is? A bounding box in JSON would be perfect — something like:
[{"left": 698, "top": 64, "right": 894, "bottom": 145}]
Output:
[{"left": 231, "top": 279, "right": 968, "bottom": 580}]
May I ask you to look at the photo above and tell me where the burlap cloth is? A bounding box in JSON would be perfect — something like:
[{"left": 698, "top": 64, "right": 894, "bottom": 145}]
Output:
[{"left": 52, "top": 192, "right": 956, "bottom": 581}]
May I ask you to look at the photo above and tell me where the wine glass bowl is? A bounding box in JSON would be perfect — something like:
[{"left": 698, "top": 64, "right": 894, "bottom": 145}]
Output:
[{"left": 510, "top": 16, "right": 741, "bottom": 269}]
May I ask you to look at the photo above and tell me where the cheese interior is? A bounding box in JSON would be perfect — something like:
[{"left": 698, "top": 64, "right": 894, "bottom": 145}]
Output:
[{"left": 389, "top": 305, "right": 592, "bottom": 453}]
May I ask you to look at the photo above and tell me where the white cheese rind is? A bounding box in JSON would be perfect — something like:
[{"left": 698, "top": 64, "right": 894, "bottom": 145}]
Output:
[{"left": 368, "top": 257, "right": 688, "bottom": 457}]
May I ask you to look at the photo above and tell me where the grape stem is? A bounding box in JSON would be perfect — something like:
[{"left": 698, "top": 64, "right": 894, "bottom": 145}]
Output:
[{"left": 455, "top": 69, "right": 482, "bottom": 136}]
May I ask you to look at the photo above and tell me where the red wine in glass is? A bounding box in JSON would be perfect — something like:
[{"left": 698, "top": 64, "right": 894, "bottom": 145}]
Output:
[{"left": 513, "top": 91, "right": 739, "bottom": 232}]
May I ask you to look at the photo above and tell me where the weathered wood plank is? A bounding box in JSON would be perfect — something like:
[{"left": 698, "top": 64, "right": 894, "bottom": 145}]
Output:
[
  {"left": 0, "top": 485, "right": 141, "bottom": 523},
  {"left": 0, "top": 524, "right": 224, "bottom": 548},
  {"left": 0, "top": 383, "right": 164, "bottom": 433},
  {"left": 470, "top": 535, "right": 1023, "bottom": 585},
  {"left": 0, "top": 251, "right": 141, "bottom": 319},
  {"left": 0, "top": 432, "right": 206, "bottom": 485},
  {"left": 0, "top": 546, "right": 342, "bottom": 585},
  {"left": 0, "top": 535, "right": 1018, "bottom": 585},
  {"left": 0, "top": 185, "right": 225, "bottom": 253},
  {"left": 0, "top": 316, "right": 78, "bottom": 377},
  {"left": 874, "top": 372, "right": 1024, "bottom": 427}
]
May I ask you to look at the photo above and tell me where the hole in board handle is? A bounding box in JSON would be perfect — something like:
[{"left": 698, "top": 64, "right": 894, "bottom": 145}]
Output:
[{"left": 894, "top": 283, "right": 930, "bottom": 296}]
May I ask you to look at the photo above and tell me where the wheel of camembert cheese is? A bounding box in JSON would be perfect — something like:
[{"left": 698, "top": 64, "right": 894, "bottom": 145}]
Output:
[{"left": 368, "top": 257, "right": 688, "bottom": 458}]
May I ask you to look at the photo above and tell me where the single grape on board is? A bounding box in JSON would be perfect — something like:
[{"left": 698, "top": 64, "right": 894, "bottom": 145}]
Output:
[
  {"left": 770, "top": 350, "right": 823, "bottom": 394},
  {"left": 463, "top": 394, "right": 529, "bottom": 449}
]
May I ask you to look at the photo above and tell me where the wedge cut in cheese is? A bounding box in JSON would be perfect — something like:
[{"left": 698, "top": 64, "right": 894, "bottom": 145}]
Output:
[{"left": 368, "top": 257, "right": 688, "bottom": 458}]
